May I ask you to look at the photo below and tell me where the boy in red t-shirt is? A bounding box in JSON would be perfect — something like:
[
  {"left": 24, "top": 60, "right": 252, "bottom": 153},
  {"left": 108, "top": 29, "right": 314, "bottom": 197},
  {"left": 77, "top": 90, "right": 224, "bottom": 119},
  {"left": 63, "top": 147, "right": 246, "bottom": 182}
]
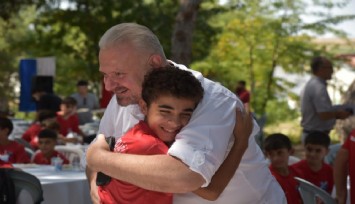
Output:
[
  {"left": 22, "top": 110, "right": 57, "bottom": 150},
  {"left": 292, "top": 131, "right": 333, "bottom": 194},
  {"left": 97, "top": 66, "right": 253, "bottom": 204},
  {"left": 0, "top": 117, "right": 30, "bottom": 164},
  {"left": 32, "top": 129, "right": 69, "bottom": 165},
  {"left": 334, "top": 129, "right": 355, "bottom": 204},
  {"left": 56, "top": 96, "right": 86, "bottom": 143},
  {"left": 264, "top": 133, "right": 302, "bottom": 204}
]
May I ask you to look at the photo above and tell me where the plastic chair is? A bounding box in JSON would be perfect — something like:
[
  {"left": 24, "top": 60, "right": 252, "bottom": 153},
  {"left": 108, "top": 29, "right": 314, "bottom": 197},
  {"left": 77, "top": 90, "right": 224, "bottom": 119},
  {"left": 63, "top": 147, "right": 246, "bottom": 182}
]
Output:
[
  {"left": 54, "top": 145, "right": 84, "bottom": 164},
  {"left": 4, "top": 168, "right": 44, "bottom": 204},
  {"left": 294, "top": 177, "right": 336, "bottom": 204}
]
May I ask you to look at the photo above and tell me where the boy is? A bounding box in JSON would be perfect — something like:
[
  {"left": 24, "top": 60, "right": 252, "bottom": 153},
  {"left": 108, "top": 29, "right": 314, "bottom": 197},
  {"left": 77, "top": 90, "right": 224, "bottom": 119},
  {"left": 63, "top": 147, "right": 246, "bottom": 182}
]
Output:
[
  {"left": 264, "top": 133, "right": 302, "bottom": 204},
  {"left": 32, "top": 128, "right": 69, "bottom": 165},
  {"left": 22, "top": 110, "right": 57, "bottom": 150},
  {"left": 334, "top": 129, "right": 355, "bottom": 204},
  {"left": 292, "top": 131, "right": 333, "bottom": 194},
  {"left": 0, "top": 117, "right": 30, "bottom": 164},
  {"left": 56, "top": 96, "right": 85, "bottom": 142},
  {"left": 98, "top": 66, "right": 253, "bottom": 204}
]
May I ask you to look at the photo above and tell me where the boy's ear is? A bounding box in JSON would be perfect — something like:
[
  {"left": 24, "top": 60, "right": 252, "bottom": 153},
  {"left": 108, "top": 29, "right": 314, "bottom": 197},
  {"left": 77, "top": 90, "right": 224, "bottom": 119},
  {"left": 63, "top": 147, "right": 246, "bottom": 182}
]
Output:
[
  {"left": 289, "top": 148, "right": 295, "bottom": 155},
  {"left": 138, "top": 99, "right": 148, "bottom": 116}
]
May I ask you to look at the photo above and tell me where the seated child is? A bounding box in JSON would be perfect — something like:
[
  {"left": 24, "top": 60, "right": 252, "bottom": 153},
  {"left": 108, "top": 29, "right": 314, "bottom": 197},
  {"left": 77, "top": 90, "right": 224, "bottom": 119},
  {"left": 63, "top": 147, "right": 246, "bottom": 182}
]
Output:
[
  {"left": 22, "top": 110, "right": 57, "bottom": 150},
  {"left": 334, "top": 129, "right": 355, "bottom": 204},
  {"left": 98, "top": 66, "right": 253, "bottom": 204},
  {"left": 292, "top": 131, "right": 333, "bottom": 194},
  {"left": 264, "top": 133, "right": 302, "bottom": 204},
  {"left": 32, "top": 129, "right": 69, "bottom": 165},
  {"left": 0, "top": 117, "right": 30, "bottom": 164},
  {"left": 56, "top": 96, "right": 86, "bottom": 143}
]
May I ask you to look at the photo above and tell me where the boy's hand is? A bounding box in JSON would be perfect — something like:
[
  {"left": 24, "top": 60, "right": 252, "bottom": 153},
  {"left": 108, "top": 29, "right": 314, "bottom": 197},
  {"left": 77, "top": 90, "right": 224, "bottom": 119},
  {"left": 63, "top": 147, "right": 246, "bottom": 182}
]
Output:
[{"left": 233, "top": 109, "right": 253, "bottom": 148}]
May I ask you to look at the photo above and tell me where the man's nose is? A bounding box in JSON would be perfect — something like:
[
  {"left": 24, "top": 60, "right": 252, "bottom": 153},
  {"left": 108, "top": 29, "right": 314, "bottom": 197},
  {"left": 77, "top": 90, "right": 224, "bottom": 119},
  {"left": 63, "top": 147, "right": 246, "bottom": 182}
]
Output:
[{"left": 104, "top": 77, "right": 117, "bottom": 91}]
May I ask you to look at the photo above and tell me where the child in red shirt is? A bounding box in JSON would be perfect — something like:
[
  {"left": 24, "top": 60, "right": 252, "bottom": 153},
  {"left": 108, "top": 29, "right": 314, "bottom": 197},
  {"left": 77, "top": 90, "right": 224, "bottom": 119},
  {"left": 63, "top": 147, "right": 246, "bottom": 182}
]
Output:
[
  {"left": 32, "top": 129, "right": 69, "bottom": 165},
  {"left": 21, "top": 110, "right": 57, "bottom": 150},
  {"left": 56, "top": 96, "right": 86, "bottom": 143},
  {"left": 97, "top": 66, "right": 253, "bottom": 204},
  {"left": 264, "top": 133, "right": 302, "bottom": 204},
  {"left": 334, "top": 129, "right": 355, "bottom": 204},
  {"left": 0, "top": 117, "right": 30, "bottom": 164},
  {"left": 292, "top": 131, "right": 333, "bottom": 194}
]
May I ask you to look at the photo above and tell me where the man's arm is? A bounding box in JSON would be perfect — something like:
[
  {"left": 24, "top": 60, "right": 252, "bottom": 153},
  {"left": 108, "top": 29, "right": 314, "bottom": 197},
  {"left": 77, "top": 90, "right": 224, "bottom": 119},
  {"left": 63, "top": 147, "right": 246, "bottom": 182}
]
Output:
[
  {"left": 86, "top": 136, "right": 204, "bottom": 193},
  {"left": 333, "top": 148, "right": 349, "bottom": 204},
  {"left": 193, "top": 110, "right": 253, "bottom": 200},
  {"left": 85, "top": 166, "right": 99, "bottom": 204},
  {"left": 318, "top": 110, "right": 351, "bottom": 120}
]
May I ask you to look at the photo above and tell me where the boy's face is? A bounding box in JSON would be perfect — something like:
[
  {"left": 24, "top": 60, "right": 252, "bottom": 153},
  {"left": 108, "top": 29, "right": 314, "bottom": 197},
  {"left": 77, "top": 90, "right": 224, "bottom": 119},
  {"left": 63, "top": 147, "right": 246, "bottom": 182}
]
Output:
[
  {"left": 61, "top": 104, "right": 75, "bottom": 114},
  {"left": 140, "top": 95, "right": 197, "bottom": 143},
  {"left": 38, "top": 138, "right": 56, "bottom": 156},
  {"left": 266, "top": 148, "right": 292, "bottom": 169},
  {"left": 304, "top": 144, "right": 328, "bottom": 164}
]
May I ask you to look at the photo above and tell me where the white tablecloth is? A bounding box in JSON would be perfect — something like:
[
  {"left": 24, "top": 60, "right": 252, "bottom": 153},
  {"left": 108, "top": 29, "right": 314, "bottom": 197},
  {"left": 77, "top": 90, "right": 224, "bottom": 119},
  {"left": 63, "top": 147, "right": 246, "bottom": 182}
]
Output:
[{"left": 14, "top": 164, "right": 92, "bottom": 204}]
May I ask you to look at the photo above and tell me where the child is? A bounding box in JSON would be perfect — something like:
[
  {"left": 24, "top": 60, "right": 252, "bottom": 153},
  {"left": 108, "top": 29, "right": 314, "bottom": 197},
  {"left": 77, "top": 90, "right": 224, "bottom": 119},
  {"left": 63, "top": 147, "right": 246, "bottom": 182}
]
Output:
[
  {"left": 264, "top": 133, "right": 302, "bottom": 204},
  {"left": 32, "top": 128, "right": 69, "bottom": 165},
  {"left": 334, "top": 129, "right": 355, "bottom": 204},
  {"left": 292, "top": 131, "right": 333, "bottom": 194},
  {"left": 0, "top": 117, "right": 30, "bottom": 164},
  {"left": 56, "top": 96, "right": 85, "bottom": 143},
  {"left": 22, "top": 110, "right": 57, "bottom": 150},
  {"left": 98, "top": 66, "right": 253, "bottom": 204}
]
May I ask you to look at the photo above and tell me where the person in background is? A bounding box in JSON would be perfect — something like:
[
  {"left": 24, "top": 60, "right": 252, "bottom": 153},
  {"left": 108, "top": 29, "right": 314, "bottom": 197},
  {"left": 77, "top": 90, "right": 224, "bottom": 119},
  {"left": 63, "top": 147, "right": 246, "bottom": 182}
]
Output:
[
  {"left": 334, "top": 129, "right": 355, "bottom": 204},
  {"left": 292, "top": 131, "right": 333, "bottom": 194},
  {"left": 235, "top": 80, "right": 251, "bottom": 111},
  {"left": 22, "top": 110, "right": 57, "bottom": 150},
  {"left": 56, "top": 96, "right": 86, "bottom": 143},
  {"left": 300, "top": 56, "right": 352, "bottom": 143},
  {"left": 31, "top": 87, "right": 62, "bottom": 114},
  {"left": 0, "top": 117, "right": 30, "bottom": 164},
  {"left": 86, "top": 22, "right": 285, "bottom": 204},
  {"left": 71, "top": 80, "right": 100, "bottom": 125},
  {"left": 264, "top": 133, "right": 302, "bottom": 204},
  {"left": 32, "top": 128, "right": 69, "bottom": 165}
]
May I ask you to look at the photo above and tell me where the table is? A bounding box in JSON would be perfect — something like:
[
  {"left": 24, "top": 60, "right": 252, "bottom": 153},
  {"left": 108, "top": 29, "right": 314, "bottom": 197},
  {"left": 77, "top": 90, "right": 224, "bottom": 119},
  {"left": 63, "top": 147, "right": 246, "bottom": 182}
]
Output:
[{"left": 14, "top": 164, "right": 92, "bottom": 204}]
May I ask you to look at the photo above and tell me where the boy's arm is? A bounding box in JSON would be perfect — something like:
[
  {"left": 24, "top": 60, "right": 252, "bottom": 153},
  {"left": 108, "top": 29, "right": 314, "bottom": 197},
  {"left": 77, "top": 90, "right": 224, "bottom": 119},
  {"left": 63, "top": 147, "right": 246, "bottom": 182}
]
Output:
[
  {"left": 333, "top": 148, "right": 349, "bottom": 204},
  {"left": 193, "top": 110, "right": 253, "bottom": 201}
]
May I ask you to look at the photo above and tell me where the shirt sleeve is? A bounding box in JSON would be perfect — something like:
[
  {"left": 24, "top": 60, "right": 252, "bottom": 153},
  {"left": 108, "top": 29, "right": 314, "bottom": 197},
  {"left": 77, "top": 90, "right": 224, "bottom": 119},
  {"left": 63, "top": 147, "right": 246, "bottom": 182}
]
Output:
[
  {"left": 313, "top": 83, "right": 332, "bottom": 113},
  {"left": 168, "top": 86, "right": 239, "bottom": 187}
]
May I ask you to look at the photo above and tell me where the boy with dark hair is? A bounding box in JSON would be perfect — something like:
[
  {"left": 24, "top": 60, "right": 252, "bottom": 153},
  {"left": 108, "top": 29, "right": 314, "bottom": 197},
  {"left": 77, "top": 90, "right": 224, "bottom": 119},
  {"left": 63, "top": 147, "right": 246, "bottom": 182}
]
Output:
[
  {"left": 264, "top": 133, "right": 302, "bottom": 204},
  {"left": 292, "top": 131, "right": 333, "bottom": 194},
  {"left": 22, "top": 110, "right": 57, "bottom": 150},
  {"left": 0, "top": 117, "right": 30, "bottom": 164},
  {"left": 98, "top": 66, "right": 253, "bottom": 203},
  {"left": 56, "top": 96, "right": 85, "bottom": 142},
  {"left": 32, "top": 128, "right": 69, "bottom": 165}
]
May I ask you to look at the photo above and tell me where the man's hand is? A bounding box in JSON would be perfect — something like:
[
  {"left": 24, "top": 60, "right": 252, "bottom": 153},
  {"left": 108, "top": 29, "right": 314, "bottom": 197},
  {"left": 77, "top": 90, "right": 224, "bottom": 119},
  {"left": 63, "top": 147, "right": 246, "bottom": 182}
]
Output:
[
  {"left": 233, "top": 109, "right": 253, "bottom": 148},
  {"left": 86, "top": 134, "right": 110, "bottom": 171}
]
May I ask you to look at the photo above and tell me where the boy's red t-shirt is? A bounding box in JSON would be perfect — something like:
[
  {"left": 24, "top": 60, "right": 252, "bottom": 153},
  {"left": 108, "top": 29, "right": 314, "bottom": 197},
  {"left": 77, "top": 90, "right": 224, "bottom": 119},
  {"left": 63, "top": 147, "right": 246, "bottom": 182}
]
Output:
[
  {"left": 56, "top": 113, "right": 81, "bottom": 136},
  {"left": 21, "top": 123, "right": 41, "bottom": 149},
  {"left": 0, "top": 141, "right": 30, "bottom": 164},
  {"left": 291, "top": 159, "right": 333, "bottom": 194},
  {"left": 32, "top": 150, "right": 69, "bottom": 165},
  {"left": 269, "top": 165, "right": 302, "bottom": 204},
  {"left": 342, "top": 130, "right": 355, "bottom": 204}
]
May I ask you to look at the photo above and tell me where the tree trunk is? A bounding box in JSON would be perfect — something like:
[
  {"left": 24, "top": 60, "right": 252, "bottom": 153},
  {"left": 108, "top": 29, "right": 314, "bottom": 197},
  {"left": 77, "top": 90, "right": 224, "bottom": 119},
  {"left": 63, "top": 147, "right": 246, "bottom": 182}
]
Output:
[{"left": 171, "top": 0, "right": 202, "bottom": 66}]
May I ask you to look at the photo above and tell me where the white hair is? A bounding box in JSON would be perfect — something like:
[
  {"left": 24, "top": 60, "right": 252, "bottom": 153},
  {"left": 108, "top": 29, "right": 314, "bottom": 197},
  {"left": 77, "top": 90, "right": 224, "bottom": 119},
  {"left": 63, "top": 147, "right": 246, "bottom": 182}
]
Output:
[{"left": 99, "top": 23, "right": 166, "bottom": 59}]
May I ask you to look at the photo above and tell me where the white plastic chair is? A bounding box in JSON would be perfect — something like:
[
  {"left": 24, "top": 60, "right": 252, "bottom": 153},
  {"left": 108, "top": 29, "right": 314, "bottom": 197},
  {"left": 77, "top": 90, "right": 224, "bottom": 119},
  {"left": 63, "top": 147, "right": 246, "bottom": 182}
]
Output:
[{"left": 294, "top": 177, "right": 336, "bottom": 204}]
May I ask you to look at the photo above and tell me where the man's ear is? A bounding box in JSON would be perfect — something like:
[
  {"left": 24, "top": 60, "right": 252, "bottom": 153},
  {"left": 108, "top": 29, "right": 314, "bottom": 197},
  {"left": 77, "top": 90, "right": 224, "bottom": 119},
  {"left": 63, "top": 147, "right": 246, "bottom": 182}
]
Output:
[
  {"left": 138, "top": 99, "right": 148, "bottom": 116},
  {"left": 148, "top": 54, "right": 163, "bottom": 68}
]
